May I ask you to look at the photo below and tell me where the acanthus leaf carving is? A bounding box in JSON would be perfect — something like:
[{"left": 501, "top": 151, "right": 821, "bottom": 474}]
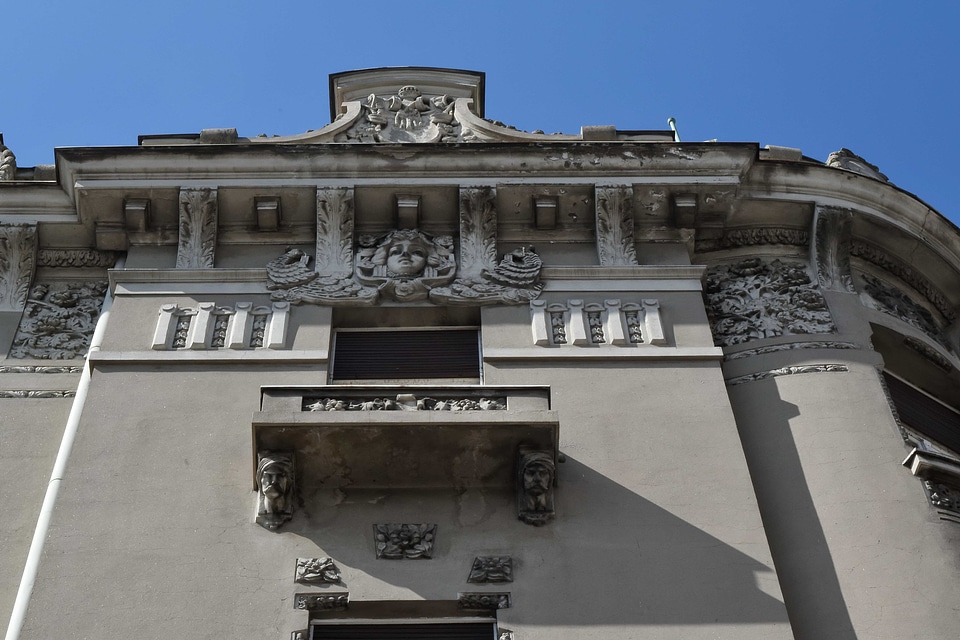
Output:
[
  {"left": 315, "top": 187, "right": 355, "bottom": 275},
  {"left": 595, "top": 186, "right": 638, "bottom": 266},
  {"left": 814, "top": 206, "right": 855, "bottom": 292},
  {"left": 458, "top": 187, "right": 498, "bottom": 280},
  {"left": 176, "top": 188, "right": 218, "bottom": 269},
  {"left": 704, "top": 258, "right": 836, "bottom": 347},
  {"left": 0, "top": 224, "right": 37, "bottom": 311}
]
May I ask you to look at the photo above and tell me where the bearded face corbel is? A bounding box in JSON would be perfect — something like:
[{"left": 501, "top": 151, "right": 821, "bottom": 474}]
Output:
[
  {"left": 517, "top": 449, "right": 556, "bottom": 526},
  {"left": 256, "top": 451, "right": 295, "bottom": 530}
]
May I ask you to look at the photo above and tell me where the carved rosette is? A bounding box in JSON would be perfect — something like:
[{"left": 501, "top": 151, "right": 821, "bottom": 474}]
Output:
[
  {"left": 814, "top": 206, "right": 854, "bottom": 292},
  {"left": 295, "top": 557, "right": 342, "bottom": 585},
  {"left": 176, "top": 188, "right": 218, "bottom": 269},
  {"left": 704, "top": 258, "right": 836, "bottom": 346},
  {"left": 0, "top": 224, "right": 37, "bottom": 312},
  {"left": 315, "top": 187, "right": 355, "bottom": 275},
  {"left": 595, "top": 186, "right": 638, "bottom": 266},
  {"left": 10, "top": 281, "right": 108, "bottom": 359},
  {"left": 468, "top": 556, "right": 514, "bottom": 583},
  {"left": 374, "top": 523, "right": 436, "bottom": 559},
  {"left": 335, "top": 85, "right": 462, "bottom": 143}
]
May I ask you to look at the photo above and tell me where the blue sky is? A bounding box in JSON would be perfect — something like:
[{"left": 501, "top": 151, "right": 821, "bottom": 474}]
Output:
[{"left": 4, "top": 2, "right": 958, "bottom": 225}]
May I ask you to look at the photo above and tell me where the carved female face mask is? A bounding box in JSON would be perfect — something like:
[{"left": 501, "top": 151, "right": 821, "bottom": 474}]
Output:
[{"left": 386, "top": 239, "right": 428, "bottom": 276}]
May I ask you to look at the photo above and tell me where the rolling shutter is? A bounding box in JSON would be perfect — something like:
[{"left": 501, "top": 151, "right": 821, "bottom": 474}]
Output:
[
  {"left": 884, "top": 372, "right": 960, "bottom": 454},
  {"left": 332, "top": 330, "right": 480, "bottom": 380}
]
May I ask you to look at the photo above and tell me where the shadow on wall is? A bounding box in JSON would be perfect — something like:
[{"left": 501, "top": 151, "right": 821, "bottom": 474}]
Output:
[
  {"left": 729, "top": 377, "right": 858, "bottom": 640},
  {"left": 286, "top": 457, "right": 789, "bottom": 627}
]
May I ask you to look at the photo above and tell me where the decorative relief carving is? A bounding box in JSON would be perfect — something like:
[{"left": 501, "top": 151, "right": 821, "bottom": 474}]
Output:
[
  {"left": 518, "top": 450, "right": 555, "bottom": 526},
  {"left": 176, "top": 188, "right": 217, "bottom": 269},
  {"left": 814, "top": 207, "right": 855, "bottom": 292},
  {"left": 0, "top": 365, "right": 82, "bottom": 374},
  {"left": 704, "top": 258, "right": 835, "bottom": 346},
  {"left": 335, "top": 85, "right": 463, "bottom": 143},
  {"left": 458, "top": 592, "right": 512, "bottom": 610},
  {"left": 531, "top": 299, "right": 666, "bottom": 347},
  {"left": 726, "top": 364, "right": 848, "bottom": 386},
  {"left": 10, "top": 281, "right": 108, "bottom": 360},
  {"left": 826, "top": 148, "right": 889, "bottom": 182},
  {"left": 0, "top": 144, "right": 16, "bottom": 181},
  {"left": 725, "top": 341, "right": 860, "bottom": 361},
  {"left": 256, "top": 452, "right": 296, "bottom": 530},
  {"left": 36, "top": 249, "right": 119, "bottom": 268},
  {"left": 431, "top": 246, "right": 543, "bottom": 305},
  {"left": 355, "top": 229, "right": 457, "bottom": 302},
  {"left": 923, "top": 481, "right": 958, "bottom": 512},
  {"left": 458, "top": 187, "right": 498, "bottom": 280},
  {"left": 305, "top": 394, "right": 505, "bottom": 411},
  {"left": 859, "top": 273, "right": 948, "bottom": 345},
  {"left": 468, "top": 556, "right": 513, "bottom": 583},
  {"left": 152, "top": 302, "right": 289, "bottom": 350},
  {"left": 850, "top": 241, "right": 955, "bottom": 322},
  {"left": 0, "top": 390, "right": 76, "bottom": 399},
  {"left": 374, "top": 524, "right": 436, "bottom": 559},
  {"left": 0, "top": 225, "right": 37, "bottom": 312},
  {"left": 903, "top": 336, "right": 953, "bottom": 371},
  {"left": 293, "top": 593, "right": 349, "bottom": 611},
  {"left": 315, "top": 187, "right": 355, "bottom": 275},
  {"left": 295, "top": 557, "right": 342, "bottom": 585},
  {"left": 695, "top": 227, "right": 809, "bottom": 253},
  {"left": 595, "top": 186, "right": 638, "bottom": 266}
]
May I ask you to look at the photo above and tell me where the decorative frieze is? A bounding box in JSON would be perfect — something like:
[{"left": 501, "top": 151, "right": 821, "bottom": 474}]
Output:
[
  {"left": 305, "top": 394, "right": 505, "bottom": 411},
  {"left": 859, "top": 273, "right": 948, "bottom": 347},
  {"left": 152, "top": 301, "right": 289, "bottom": 350},
  {"left": 458, "top": 592, "right": 512, "bottom": 610},
  {"left": 695, "top": 227, "right": 809, "bottom": 253},
  {"left": 530, "top": 298, "right": 666, "bottom": 347},
  {"left": 904, "top": 336, "right": 953, "bottom": 371},
  {"left": 295, "top": 557, "right": 341, "bottom": 585},
  {"left": 0, "top": 390, "right": 76, "bottom": 399},
  {"left": 725, "top": 364, "right": 848, "bottom": 386},
  {"left": 0, "top": 224, "right": 37, "bottom": 312},
  {"left": 468, "top": 556, "right": 513, "bottom": 583},
  {"left": 725, "top": 341, "right": 860, "bottom": 361},
  {"left": 36, "top": 249, "right": 119, "bottom": 268},
  {"left": 374, "top": 524, "right": 436, "bottom": 559},
  {"left": 705, "top": 258, "right": 835, "bottom": 346},
  {"left": 851, "top": 240, "right": 955, "bottom": 322},
  {"left": 517, "top": 450, "right": 555, "bottom": 526},
  {"left": 176, "top": 188, "right": 218, "bottom": 269},
  {"left": 595, "top": 185, "right": 638, "bottom": 266},
  {"left": 256, "top": 451, "right": 296, "bottom": 530},
  {"left": 814, "top": 206, "right": 855, "bottom": 292},
  {"left": 293, "top": 593, "right": 349, "bottom": 611},
  {"left": 10, "top": 281, "right": 108, "bottom": 360},
  {"left": 0, "top": 365, "right": 82, "bottom": 374}
]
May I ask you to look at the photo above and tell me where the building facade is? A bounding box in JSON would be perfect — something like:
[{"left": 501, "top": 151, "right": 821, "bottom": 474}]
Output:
[{"left": 2, "top": 67, "right": 959, "bottom": 639}]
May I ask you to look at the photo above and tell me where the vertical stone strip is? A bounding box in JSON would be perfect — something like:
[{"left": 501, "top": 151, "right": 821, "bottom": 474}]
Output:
[
  {"left": 152, "top": 304, "right": 178, "bottom": 349},
  {"left": 228, "top": 302, "right": 252, "bottom": 349},
  {"left": 458, "top": 186, "right": 498, "bottom": 280},
  {"left": 315, "top": 187, "right": 355, "bottom": 276},
  {"left": 814, "top": 205, "right": 855, "bottom": 292},
  {"left": 603, "top": 299, "right": 627, "bottom": 345},
  {"left": 188, "top": 302, "right": 214, "bottom": 349},
  {"left": 643, "top": 299, "right": 667, "bottom": 345},
  {"left": 595, "top": 185, "right": 638, "bottom": 266},
  {"left": 0, "top": 224, "right": 36, "bottom": 311},
  {"left": 567, "top": 299, "right": 589, "bottom": 346},
  {"left": 266, "top": 302, "right": 290, "bottom": 349},
  {"left": 176, "top": 188, "right": 218, "bottom": 269}
]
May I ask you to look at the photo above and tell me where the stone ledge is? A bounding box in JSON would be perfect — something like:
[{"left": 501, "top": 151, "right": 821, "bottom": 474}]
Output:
[{"left": 482, "top": 347, "right": 723, "bottom": 361}]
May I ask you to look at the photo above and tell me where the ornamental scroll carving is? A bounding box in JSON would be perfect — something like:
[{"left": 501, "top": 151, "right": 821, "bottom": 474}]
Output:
[
  {"left": 335, "top": 85, "right": 463, "bottom": 143},
  {"left": 10, "top": 281, "right": 108, "bottom": 360},
  {"left": 704, "top": 258, "right": 836, "bottom": 347},
  {"left": 859, "top": 273, "right": 949, "bottom": 347},
  {"left": 595, "top": 186, "right": 638, "bottom": 266},
  {"left": 814, "top": 206, "right": 855, "bottom": 293},
  {"left": 0, "top": 224, "right": 36, "bottom": 312},
  {"left": 176, "top": 188, "right": 217, "bottom": 269}
]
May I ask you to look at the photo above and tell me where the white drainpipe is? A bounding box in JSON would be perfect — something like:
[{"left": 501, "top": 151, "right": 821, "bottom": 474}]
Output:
[{"left": 5, "top": 257, "right": 124, "bottom": 640}]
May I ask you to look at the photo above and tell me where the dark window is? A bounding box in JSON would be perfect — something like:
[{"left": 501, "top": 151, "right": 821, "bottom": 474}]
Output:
[
  {"left": 331, "top": 329, "right": 480, "bottom": 381},
  {"left": 310, "top": 621, "right": 496, "bottom": 639},
  {"left": 885, "top": 372, "right": 960, "bottom": 454}
]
